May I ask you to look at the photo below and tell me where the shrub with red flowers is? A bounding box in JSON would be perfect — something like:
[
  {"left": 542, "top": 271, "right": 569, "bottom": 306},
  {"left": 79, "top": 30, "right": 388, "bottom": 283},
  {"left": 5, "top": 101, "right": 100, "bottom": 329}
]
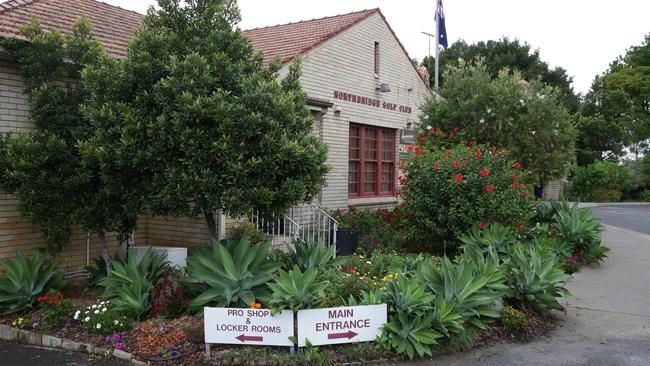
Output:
[
  {"left": 400, "top": 136, "right": 533, "bottom": 254},
  {"left": 150, "top": 269, "right": 190, "bottom": 319},
  {"left": 37, "top": 291, "right": 72, "bottom": 330}
]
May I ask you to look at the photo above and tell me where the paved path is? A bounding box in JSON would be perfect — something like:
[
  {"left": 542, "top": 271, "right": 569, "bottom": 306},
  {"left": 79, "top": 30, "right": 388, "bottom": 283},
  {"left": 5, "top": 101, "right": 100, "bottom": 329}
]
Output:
[
  {"left": 402, "top": 207, "right": 650, "bottom": 366},
  {"left": 590, "top": 205, "right": 650, "bottom": 236},
  {"left": 0, "top": 341, "right": 128, "bottom": 366}
]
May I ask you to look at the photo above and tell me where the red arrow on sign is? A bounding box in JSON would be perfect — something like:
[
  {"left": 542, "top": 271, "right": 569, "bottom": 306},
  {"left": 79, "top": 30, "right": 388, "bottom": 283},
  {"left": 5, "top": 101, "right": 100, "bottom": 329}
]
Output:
[
  {"left": 327, "top": 330, "right": 358, "bottom": 340},
  {"left": 236, "top": 334, "right": 264, "bottom": 343}
]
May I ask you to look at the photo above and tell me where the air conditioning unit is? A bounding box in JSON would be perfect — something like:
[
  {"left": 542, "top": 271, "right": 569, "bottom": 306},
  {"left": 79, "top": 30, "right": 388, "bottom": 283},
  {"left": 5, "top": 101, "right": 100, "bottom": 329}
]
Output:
[{"left": 129, "top": 246, "right": 188, "bottom": 268}]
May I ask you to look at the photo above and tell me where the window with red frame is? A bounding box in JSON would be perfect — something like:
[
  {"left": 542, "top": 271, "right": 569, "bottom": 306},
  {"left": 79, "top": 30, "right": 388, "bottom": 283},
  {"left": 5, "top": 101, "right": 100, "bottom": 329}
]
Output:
[{"left": 349, "top": 124, "right": 395, "bottom": 197}]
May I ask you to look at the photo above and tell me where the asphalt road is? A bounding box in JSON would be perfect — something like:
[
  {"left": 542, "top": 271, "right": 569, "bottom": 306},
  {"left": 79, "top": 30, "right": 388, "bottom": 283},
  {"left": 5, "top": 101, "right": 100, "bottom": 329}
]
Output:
[
  {"left": 0, "top": 341, "right": 129, "bottom": 366},
  {"left": 589, "top": 205, "right": 650, "bottom": 235}
]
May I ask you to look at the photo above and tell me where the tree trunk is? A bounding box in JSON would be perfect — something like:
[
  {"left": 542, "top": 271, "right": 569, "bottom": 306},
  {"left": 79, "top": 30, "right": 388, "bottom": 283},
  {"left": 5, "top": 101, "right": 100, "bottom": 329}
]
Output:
[
  {"left": 99, "top": 231, "right": 112, "bottom": 277},
  {"left": 205, "top": 211, "right": 217, "bottom": 239}
]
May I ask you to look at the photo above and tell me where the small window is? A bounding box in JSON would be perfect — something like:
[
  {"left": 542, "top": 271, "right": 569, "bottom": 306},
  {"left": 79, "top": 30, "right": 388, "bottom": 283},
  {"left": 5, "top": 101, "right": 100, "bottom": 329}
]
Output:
[
  {"left": 349, "top": 123, "right": 395, "bottom": 197},
  {"left": 374, "top": 42, "right": 380, "bottom": 75}
]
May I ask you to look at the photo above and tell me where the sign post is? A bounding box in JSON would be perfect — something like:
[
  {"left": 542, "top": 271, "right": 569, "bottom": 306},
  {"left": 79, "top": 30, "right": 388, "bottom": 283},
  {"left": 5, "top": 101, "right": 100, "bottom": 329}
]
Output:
[
  {"left": 296, "top": 304, "right": 387, "bottom": 347},
  {"left": 204, "top": 307, "right": 294, "bottom": 355}
]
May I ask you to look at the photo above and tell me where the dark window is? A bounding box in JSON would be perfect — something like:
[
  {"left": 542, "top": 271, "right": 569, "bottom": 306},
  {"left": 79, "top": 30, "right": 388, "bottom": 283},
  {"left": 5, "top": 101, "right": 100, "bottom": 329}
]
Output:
[
  {"left": 349, "top": 123, "right": 395, "bottom": 197},
  {"left": 374, "top": 42, "right": 380, "bottom": 75}
]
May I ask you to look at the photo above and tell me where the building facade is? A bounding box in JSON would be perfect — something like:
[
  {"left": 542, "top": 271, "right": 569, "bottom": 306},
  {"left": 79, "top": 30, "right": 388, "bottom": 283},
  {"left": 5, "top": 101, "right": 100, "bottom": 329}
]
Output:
[{"left": 0, "top": 1, "right": 430, "bottom": 271}]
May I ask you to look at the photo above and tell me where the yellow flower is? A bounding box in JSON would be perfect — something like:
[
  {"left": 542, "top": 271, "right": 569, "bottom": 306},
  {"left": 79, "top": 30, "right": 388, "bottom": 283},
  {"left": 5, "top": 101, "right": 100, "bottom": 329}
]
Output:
[
  {"left": 11, "top": 321, "right": 16, "bottom": 327},
  {"left": 17, "top": 318, "right": 23, "bottom": 325},
  {"left": 382, "top": 276, "right": 387, "bottom": 282}
]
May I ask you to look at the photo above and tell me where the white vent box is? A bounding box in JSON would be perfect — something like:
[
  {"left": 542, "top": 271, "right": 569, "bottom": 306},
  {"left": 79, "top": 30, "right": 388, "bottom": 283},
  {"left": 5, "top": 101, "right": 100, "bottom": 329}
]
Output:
[{"left": 129, "top": 246, "right": 188, "bottom": 268}]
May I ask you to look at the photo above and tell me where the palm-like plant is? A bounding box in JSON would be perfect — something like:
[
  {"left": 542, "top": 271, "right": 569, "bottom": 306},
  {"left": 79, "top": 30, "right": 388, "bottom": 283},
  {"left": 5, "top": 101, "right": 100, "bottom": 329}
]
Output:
[
  {"left": 504, "top": 244, "right": 572, "bottom": 312},
  {"left": 553, "top": 204, "right": 609, "bottom": 263},
  {"left": 186, "top": 234, "right": 280, "bottom": 309},
  {"left": 288, "top": 240, "right": 347, "bottom": 271},
  {"left": 267, "top": 266, "right": 327, "bottom": 312},
  {"left": 459, "top": 223, "right": 517, "bottom": 255},
  {"left": 383, "top": 277, "right": 434, "bottom": 314},
  {"left": 0, "top": 253, "right": 65, "bottom": 313},
  {"left": 99, "top": 248, "right": 169, "bottom": 319},
  {"left": 379, "top": 311, "right": 442, "bottom": 360}
]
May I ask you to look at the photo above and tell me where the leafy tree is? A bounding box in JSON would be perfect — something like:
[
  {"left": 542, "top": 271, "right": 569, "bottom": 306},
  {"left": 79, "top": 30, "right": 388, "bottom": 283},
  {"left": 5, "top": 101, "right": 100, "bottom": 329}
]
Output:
[
  {"left": 419, "top": 60, "right": 575, "bottom": 187},
  {"left": 0, "top": 19, "right": 138, "bottom": 269},
  {"left": 578, "top": 33, "right": 650, "bottom": 164},
  {"left": 82, "top": 0, "right": 329, "bottom": 238},
  {"left": 424, "top": 38, "right": 579, "bottom": 113}
]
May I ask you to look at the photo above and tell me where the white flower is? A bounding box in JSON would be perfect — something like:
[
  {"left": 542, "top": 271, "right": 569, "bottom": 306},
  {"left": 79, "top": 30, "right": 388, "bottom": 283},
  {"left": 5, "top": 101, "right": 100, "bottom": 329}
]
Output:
[
  {"left": 366, "top": 261, "right": 372, "bottom": 265},
  {"left": 94, "top": 310, "right": 100, "bottom": 314},
  {"left": 120, "top": 323, "right": 124, "bottom": 327},
  {"left": 91, "top": 305, "right": 97, "bottom": 309},
  {"left": 113, "top": 320, "right": 119, "bottom": 326},
  {"left": 74, "top": 311, "right": 80, "bottom": 320},
  {"left": 84, "top": 317, "right": 90, "bottom": 322},
  {"left": 102, "top": 308, "right": 107, "bottom": 312},
  {"left": 85, "top": 310, "right": 89, "bottom": 314},
  {"left": 487, "top": 108, "right": 492, "bottom": 114},
  {"left": 480, "top": 118, "right": 485, "bottom": 124},
  {"left": 100, "top": 301, "right": 106, "bottom": 305},
  {"left": 426, "top": 125, "right": 432, "bottom": 130},
  {"left": 96, "top": 323, "right": 102, "bottom": 329},
  {"left": 424, "top": 115, "right": 430, "bottom": 120},
  {"left": 519, "top": 99, "right": 525, "bottom": 105}
]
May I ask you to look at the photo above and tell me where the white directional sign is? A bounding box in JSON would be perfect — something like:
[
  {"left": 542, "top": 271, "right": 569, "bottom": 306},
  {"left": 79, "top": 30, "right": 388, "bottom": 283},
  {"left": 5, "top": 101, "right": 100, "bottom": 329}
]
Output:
[
  {"left": 204, "top": 307, "right": 294, "bottom": 347},
  {"left": 297, "top": 304, "right": 387, "bottom": 347}
]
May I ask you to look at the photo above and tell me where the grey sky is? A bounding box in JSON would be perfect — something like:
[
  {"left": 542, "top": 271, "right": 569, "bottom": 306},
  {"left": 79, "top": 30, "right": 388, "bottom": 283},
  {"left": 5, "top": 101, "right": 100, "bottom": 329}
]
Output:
[{"left": 105, "top": 0, "right": 649, "bottom": 95}]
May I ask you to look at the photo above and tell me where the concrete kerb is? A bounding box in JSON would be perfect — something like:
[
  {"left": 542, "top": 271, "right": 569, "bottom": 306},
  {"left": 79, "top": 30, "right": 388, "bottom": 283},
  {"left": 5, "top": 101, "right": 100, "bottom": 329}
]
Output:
[
  {"left": 0, "top": 324, "right": 146, "bottom": 365},
  {"left": 575, "top": 202, "right": 650, "bottom": 209}
]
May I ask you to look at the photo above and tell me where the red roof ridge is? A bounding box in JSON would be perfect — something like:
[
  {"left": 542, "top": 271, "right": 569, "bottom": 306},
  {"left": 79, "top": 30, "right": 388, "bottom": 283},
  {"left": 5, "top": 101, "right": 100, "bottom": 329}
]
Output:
[
  {"left": 88, "top": 0, "right": 144, "bottom": 17},
  {"left": 243, "top": 8, "right": 379, "bottom": 33},
  {"left": 0, "top": 0, "right": 38, "bottom": 14}
]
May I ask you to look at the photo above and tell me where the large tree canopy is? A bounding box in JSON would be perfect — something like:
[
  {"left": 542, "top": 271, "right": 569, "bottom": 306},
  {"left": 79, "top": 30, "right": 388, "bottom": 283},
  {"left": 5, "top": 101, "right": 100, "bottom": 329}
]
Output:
[
  {"left": 577, "top": 33, "right": 650, "bottom": 165},
  {"left": 423, "top": 38, "right": 579, "bottom": 113},
  {"left": 419, "top": 60, "right": 575, "bottom": 187},
  {"left": 0, "top": 19, "right": 138, "bottom": 263},
  {"left": 83, "top": 0, "right": 329, "bottom": 237}
]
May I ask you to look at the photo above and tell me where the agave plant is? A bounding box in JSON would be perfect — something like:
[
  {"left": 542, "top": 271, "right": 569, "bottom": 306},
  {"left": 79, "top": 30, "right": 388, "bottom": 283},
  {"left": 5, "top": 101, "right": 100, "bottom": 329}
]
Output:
[
  {"left": 504, "top": 244, "right": 572, "bottom": 312},
  {"left": 288, "top": 240, "right": 347, "bottom": 271},
  {"left": 267, "top": 266, "right": 328, "bottom": 312},
  {"left": 553, "top": 204, "right": 610, "bottom": 263},
  {"left": 347, "top": 289, "right": 383, "bottom": 306},
  {"left": 186, "top": 234, "right": 280, "bottom": 310},
  {"left": 383, "top": 277, "right": 433, "bottom": 314},
  {"left": 429, "top": 297, "right": 465, "bottom": 337},
  {"left": 459, "top": 223, "right": 517, "bottom": 255},
  {"left": 99, "top": 248, "right": 169, "bottom": 319},
  {"left": 379, "top": 311, "right": 442, "bottom": 360},
  {"left": 0, "top": 253, "right": 65, "bottom": 313},
  {"left": 418, "top": 256, "right": 506, "bottom": 330}
]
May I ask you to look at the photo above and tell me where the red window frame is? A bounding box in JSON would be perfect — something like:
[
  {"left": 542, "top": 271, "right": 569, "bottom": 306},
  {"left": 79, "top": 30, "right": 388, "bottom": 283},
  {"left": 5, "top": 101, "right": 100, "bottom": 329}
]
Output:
[{"left": 349, "top": 123, "right": 396, "bottom": 198}]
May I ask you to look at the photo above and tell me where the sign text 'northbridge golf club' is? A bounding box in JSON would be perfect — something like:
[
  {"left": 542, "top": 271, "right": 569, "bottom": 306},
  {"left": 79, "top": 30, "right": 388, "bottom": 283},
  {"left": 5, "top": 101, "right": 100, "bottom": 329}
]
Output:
[{"left": 333, "top": 90, "right": 413, "bottom": 114}]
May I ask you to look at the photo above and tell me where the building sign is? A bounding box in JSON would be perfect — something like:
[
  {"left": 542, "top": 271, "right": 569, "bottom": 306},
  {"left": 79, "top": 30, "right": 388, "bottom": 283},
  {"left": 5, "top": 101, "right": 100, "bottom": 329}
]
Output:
[
  {"left": 333, "top": 91, "right": 412, "bottom": 114},
  {"left": 399, "top": 129, "right": 416, "bottom": 161},
  {"left": 204, "top": 307, "right": 294, "bottom": 347},
  {"left": 296, "top": 304, "right": 387, "bottom": 347}
]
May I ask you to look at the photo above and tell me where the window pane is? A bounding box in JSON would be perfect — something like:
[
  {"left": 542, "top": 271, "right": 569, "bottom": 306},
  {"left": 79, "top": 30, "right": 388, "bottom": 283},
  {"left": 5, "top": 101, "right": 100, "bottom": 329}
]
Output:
[
  {"left": 348, "top": 161, "right": 359, "bottom": 194},
  {"left": 382, "top": 129, "right": 394, "bottom": 161},
  {"left": 363, "top": 162, "right": 377, "bottom": 194},
  {"left": 349, "top": 126, "right": 360, "bottom": 160},
  {"left": 381, "top": 162, "right": 394, "bottom": 192},
  {"left": 364, "top": 128, "right": 378, "bottom": 160}
]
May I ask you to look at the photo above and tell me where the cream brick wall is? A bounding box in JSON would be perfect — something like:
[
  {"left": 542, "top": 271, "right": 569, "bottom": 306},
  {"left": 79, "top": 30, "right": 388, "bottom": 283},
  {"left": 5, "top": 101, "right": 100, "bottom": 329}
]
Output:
[{"left": 289, "top": 13, "right": 431, "bottom": 210}]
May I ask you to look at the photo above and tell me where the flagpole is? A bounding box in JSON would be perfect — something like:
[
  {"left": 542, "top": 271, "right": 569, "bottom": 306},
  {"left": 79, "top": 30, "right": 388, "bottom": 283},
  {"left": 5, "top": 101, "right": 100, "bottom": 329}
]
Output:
[{"left": 434, "top": 0, "right": 440, "bottom": 93}]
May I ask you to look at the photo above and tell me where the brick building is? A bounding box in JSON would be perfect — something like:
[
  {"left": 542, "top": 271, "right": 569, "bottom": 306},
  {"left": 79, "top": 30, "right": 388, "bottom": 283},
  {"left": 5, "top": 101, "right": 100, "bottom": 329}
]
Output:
[{"left": 0, "top": 0, "right": 430, "bottom": 272}]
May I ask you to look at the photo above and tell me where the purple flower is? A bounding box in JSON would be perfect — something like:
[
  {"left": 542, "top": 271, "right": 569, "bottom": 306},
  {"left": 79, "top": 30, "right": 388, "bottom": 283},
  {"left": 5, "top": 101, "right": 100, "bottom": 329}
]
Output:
[
  {"left": 115, "top": 342, "right": 124, "bottom": 350},
  {"left": 32, "top": 323, "right": 39, "bottom": 329},
  {"left": 105, "top": 336, "right": 110, "bottom": 344},
  {"left": 113, "top": 334, "right": 121, "bottom": 342},
  {"left": 170, "top": 346, "right": 179, "bottom": 356}
]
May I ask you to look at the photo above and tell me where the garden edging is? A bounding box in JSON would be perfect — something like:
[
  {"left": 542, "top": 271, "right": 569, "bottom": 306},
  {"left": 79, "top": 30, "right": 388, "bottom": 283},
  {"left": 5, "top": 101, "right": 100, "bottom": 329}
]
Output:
[{"left": 0, "top": 324, "right": 146, "bottom": 365}]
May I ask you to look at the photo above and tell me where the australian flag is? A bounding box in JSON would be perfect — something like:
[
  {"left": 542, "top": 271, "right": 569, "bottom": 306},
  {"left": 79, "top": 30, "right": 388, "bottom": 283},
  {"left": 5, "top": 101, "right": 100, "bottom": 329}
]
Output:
[{"left": 437, "top": 0, "right": 448, "bottom": 48}]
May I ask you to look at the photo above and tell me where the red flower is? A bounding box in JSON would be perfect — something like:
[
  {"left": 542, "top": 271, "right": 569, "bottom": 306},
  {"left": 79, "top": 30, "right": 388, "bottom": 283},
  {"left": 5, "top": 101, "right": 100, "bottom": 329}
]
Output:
[
  {"left": 55, "top": 300, "right": 61, "bottom": 305},
  {"left": 479, "top": 222, "right": 487, "bottom": 229},
  {"left": 453, "top": 161, "right": 460, "bottom": 169},
  {"left": 436, "top": 127, "right": 441, "bottom": 131},
  {"left": 455, "top": 173, "right": 464, "bottom": 183},
  {"left": 348, "top": 266, "right": 356, "bottom": 274},
  {"left": 516, "top": 221, "right": 525, "bottom": 229},
  {"left": 48, "top": 300, "right": 53, "bottom": 305},
  {"left": 448, "top": 133, "right": 455, "bottom": 139},
  {"left": 523, "top": 191, "right": 529, "bottom": 198},
  {"left": 418, "top": 131, "right": 425, "bottom": 135},
  {"left": 514, "top": 181, "right": 520, "bottom": 189},
  {"left": 511, "top": 174, "right": 518, "bottom": 181},
  {"left": 486, "top": 185, "right": 494, "bottom": 193},
  {"left": 492, "top": 146, "right": 497, "bottom": 154},
  {"left": 434, "top": 163, "right": 440, "bottom": 170},
  {"left": 514, "top": 162, "right": 522, "bottom": 170},
  {"left": 481, "top": 168, "right": 489, "bottom": 177},
  {"left": 475, "top": 150, "right": 483, "bottom": 158},
  {"left": 421, "top": 149, "right": 427, "bottom": 155},
  {"left": 57, "top": 291, "right": 62, "bottom": 298},
  {"left": 440, "top": 133, "right": 446, "bottom": 139},
  {"left": 445, "top": 149, "right": 452, "bottom": 157},
  {"left": 428, "top": 130, "right": 436, "bottom": 135},
  {"left": 419, "top": 137, "right": 426, "bottom": 142},
  {"left": 468, "top": 140, "right": 476, "bottom": 146},
  {"left": 453, "top": 127, "right": 459, "bottom": 132},
  {"left": 406, "top": 145, "right": 413, "bottom": 152}
]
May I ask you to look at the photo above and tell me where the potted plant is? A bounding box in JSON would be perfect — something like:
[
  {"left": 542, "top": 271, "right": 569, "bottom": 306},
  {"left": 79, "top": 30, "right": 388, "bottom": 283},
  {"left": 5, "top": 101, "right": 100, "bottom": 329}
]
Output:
[{"left": 332, "top": 209, "right": 360, "bottom": 256}]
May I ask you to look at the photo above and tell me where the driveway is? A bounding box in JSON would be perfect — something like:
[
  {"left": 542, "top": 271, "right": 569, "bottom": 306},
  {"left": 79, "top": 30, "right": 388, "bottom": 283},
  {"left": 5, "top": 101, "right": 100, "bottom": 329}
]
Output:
[
  {"left": 402, "top": 205, "right": 650, "bottom": 366},
  {"left": 0, "top": 341, "right": 129, "bottom": 366}
]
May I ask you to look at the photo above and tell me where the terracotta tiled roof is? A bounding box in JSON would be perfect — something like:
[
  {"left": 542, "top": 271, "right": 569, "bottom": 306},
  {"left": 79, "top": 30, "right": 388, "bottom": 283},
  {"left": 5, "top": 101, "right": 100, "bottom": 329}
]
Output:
[
  {"left": 0, "top": 0, "right": 143, "bottom": 58},
  {"left": 242, "top": 8, "right": 379, "bottom": 66}
]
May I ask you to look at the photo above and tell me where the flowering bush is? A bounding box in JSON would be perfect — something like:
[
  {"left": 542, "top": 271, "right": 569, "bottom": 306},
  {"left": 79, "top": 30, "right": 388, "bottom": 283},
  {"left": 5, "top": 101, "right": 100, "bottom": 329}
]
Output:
[
  {"left": 500, "top": 305, "right": 527, "bottom": 331},
  {"left": 104, "top": 333, "right": 125, "bottom": 351},
  {"left": 150, "top": 269, "right": 190, "bottom": 319},
  {"left": 10, "top": 317, "right": 38, "bottom": 331},
  {"left": 400, "top": 133, "right": 532, "bottom": 254},
  {"left": 37, "top": 291, "right": 72, "bottom": 329},
  {"left": 75, "top": 300, "right": 133, "bottom": 335},
  {"left": 565, "top": 162, "right": 631, "bottom": 202}
]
